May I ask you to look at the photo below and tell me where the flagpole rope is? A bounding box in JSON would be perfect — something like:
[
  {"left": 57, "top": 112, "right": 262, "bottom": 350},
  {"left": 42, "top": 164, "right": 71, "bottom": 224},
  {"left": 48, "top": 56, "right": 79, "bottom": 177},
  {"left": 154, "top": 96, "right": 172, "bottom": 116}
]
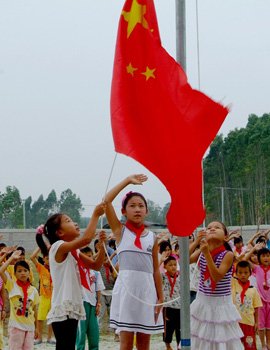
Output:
[
  {"left": 103, "top": 152, "right": 118, "bottom": 199},
  {"left": 102, "top": 241, "right": 181, "bottom": 307},
  {"left": 195, "top": 0, "right": 201, "bottom": 90}
]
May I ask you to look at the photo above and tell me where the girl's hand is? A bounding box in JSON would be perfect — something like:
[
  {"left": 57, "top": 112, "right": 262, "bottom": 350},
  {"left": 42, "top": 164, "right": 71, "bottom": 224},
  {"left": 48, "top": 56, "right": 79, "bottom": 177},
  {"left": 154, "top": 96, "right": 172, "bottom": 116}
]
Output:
[
  {"left": 128, "top": 174, "right": 148, "bottom": 185},
  {"left": 160, "top": 251, "right": 169, "bottom": 263},
  {"left": 1, "top": 245, "right": 17, "bottom": 256},
  {"left": 255, "top": 242, "right": 264, "bottom": 251},
  {"left": 200, "top": 239, "right": 209, "bottom": 255},
  {"left": 196, "top": 230, "right": 207, "bottom": 243},
  {"left": 93, "top": 203, "right": 106, "bottom": 217},
  {"left": 11, "top": 250, "right": 22, "bottom": 260},
  {"left": 0, "top": 310, "right": 6, "bottom": 321},
  {"left": 98, "top": 230, "right": 107, "bottom": 243},
  {"left": 95, "top": 303, "right": 101, "bottom": 316},
  {"left": 154, "top": 300, "right": 163, "bottom": 324}
]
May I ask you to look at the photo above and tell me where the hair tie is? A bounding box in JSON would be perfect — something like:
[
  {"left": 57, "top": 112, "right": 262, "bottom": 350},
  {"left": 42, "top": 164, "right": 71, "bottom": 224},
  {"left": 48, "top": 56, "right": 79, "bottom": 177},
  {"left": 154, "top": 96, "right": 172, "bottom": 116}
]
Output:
[
  {"left": 36, "top": 224, "right": 44, "bottom": 235},
  {"left": 121, "top": 191, "right": 133, "bottom": 208}
]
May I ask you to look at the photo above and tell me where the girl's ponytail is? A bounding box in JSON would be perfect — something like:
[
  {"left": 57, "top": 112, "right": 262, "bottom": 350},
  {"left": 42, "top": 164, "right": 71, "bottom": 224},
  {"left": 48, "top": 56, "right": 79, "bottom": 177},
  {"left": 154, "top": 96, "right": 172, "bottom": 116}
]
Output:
[{"left": 35, "top": 224, "right": 49, "bottom": 257}]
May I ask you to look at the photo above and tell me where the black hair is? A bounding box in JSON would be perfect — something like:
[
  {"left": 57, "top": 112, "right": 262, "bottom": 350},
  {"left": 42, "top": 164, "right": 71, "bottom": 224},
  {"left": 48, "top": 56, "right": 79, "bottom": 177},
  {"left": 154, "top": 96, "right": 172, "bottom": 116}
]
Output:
[
  {"left": 256, "top": 235, "right": 267, "bottom": 244},
  {"left": 108, "top": 239, "right": 116, "bottom": 250},
  {"left": 159, "top": 241, "right": 172, "bottom": 254},
  {"left": 16, "top": 246, "right": 26, "bottom": 255},
  {"left": 164, "top": 255, "right": 176, "bottom": 265},
  {"left": 174, "top": 243, "right": 179, "bottom": 250},
  {"left": 122, "top": 191, "right": 148, "bottom": 210},
  {"left": 234, "top": 236, "right": 243, "bottom": 245},
  {"left": 236, "top": 260, "right": 252, "bottom": 273},
  {"left": 94, "top": 239, "right": 99, "bottom": 253},
  {"left": 258, "top": 247, "right": 270, "bottom": 264},
  {"left": 36, "top": 213, "right": 63, "bottom": 256},
  {"left": 80, "top": 246, "right": 93, "bottom": 254},
  {"left": 0, "top": 243, "right": 7, "bottom": 250},
  {"left": 14, "top": 260, "right": 30, "bottom": 273}
]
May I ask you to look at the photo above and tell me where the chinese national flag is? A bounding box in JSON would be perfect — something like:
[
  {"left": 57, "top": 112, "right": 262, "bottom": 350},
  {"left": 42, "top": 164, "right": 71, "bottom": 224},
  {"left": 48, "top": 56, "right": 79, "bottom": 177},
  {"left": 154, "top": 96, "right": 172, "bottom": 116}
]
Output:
[{"left": 110, "top": 0, "right": 229, "bottom": 236}]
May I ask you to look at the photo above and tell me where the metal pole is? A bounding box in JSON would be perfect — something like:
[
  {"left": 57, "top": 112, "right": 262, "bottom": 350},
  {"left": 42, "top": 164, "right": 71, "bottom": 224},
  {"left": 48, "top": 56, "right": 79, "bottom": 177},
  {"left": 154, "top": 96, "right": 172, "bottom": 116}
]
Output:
[
  {"left": 221, "top": 186, "right": 224, "bottom": 222},
  {"left": 22, "top": 200, "right": 26, "bottom": 229},
  {"left": 175, "top": 1, "right": 191, "bottom": 349}
]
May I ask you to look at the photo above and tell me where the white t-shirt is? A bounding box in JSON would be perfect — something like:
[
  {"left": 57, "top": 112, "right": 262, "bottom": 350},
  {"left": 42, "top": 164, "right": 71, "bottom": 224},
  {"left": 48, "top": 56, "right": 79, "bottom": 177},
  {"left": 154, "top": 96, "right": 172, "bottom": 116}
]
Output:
[
  {"left": 82, "top": 270, "right": 105, "bottom": 306},
  {"left": 47, "top": 240, "right": 85, "bottom": 324}
]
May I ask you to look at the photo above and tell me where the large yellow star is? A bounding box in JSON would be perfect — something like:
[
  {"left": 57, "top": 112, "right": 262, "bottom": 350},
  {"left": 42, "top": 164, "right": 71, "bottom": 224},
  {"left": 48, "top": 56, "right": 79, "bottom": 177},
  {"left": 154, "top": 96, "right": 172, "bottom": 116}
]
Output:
[
  {"left": 122, "top": 0, "right": 149, "bottom": 38},
  {"left": 126, "top": 63, "right": 138, "bottom": 76},
  {"left": 141, "top": 66, "right": 156, "bottom": 81}
]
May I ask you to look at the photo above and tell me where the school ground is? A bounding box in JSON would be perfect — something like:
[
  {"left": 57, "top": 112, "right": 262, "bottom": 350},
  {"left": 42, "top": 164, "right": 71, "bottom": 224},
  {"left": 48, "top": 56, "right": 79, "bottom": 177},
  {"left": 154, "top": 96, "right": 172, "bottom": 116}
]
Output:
[
  {"left": 2, "top": 332, "right": 166, "bottom": 350},
  {"left": 2, "top": 334, "right": 264, "bottom": 350}
]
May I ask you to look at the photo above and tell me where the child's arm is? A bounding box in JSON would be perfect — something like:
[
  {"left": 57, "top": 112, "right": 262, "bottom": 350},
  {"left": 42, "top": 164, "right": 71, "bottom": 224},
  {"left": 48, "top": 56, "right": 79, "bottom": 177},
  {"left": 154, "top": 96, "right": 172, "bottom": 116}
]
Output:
[
  {"left": 254, "top": 307, "right": 259, "bottom": 333},
  {"left": 246, "top": 231, "right": 261, "bottom": 248},
  {"left": 56, "top": 203, "right": 105, "bottom": 262},
  {"left": 104, "top": 174, "right": 147, "bottom": 241},
  {"left": 152, "top": 240, "right": 164, "bottom": 323},
  {"left": 189, "top": 231, "right": 206, "bottom": 264},
  {"left": 96, "top": 291, "right": 102, "bottom": 316},
  {"left": 200, "top": 241, "right": 234, "bottom": 283},
  {"left": 79, "top": 231, "right": 107, "bottom": 270},
  {"left": 34, "top": 304, "right": 39, "bottom": 340},
  {"left": 0, "top": 250, "right": 21, "bottom": 284},
  {"left": 0, "top": 287, "right": 7, "bottom": 321},
  {"left": 30, "top": 247, "right": 41, "bottom": 266}
]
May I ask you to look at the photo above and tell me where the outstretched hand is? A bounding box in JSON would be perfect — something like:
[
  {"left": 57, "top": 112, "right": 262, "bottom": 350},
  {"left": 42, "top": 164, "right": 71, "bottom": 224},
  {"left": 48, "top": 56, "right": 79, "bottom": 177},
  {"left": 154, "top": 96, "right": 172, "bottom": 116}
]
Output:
[{"left": 128, "top": 174, "right": 148, "bottom": 185}]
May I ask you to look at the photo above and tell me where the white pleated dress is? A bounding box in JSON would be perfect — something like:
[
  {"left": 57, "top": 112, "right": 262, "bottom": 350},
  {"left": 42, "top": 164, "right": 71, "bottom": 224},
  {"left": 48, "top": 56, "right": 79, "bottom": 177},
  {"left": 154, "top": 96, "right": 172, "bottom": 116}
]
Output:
[
  {"left": 190, "top": 251, "right": 244, "bottom": 350},
  {"left": 110, "top": 227, "right": 164, "bottom": 334}
]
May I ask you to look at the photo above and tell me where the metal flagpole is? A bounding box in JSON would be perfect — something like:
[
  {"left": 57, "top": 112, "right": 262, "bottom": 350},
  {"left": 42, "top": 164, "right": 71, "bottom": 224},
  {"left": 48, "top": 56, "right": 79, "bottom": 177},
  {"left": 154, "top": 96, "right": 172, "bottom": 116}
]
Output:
[{"left": 175, "top": 1, "right": 191, "bottom": 349}]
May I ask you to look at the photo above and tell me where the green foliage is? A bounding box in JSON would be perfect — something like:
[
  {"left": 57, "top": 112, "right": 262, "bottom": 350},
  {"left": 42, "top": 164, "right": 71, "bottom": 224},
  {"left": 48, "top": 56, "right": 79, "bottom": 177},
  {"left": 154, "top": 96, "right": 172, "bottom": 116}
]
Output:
[{"left": 204, "top": 113, "right": 270, "bottom": 226}]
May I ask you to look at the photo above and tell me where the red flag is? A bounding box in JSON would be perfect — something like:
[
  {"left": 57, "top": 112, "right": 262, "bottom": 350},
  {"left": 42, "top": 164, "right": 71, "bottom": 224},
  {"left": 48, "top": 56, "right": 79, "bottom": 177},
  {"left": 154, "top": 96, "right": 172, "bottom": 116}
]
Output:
[{"left": 110, "top": 0, "right": 229, "bottom": 236}]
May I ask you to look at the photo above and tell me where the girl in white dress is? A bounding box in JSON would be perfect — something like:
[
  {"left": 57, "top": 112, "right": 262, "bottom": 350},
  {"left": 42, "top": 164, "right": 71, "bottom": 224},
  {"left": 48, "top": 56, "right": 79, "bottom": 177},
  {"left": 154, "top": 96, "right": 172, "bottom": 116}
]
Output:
[{"left": 104, "top": 174, "right": 164, "bottom": 350}]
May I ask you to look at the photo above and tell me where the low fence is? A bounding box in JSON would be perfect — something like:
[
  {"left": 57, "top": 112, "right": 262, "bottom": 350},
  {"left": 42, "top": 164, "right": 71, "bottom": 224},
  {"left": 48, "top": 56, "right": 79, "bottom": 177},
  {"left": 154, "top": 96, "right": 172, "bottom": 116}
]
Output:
[{"left": 0, "top": 225, "right": 270, "bottom": 252}]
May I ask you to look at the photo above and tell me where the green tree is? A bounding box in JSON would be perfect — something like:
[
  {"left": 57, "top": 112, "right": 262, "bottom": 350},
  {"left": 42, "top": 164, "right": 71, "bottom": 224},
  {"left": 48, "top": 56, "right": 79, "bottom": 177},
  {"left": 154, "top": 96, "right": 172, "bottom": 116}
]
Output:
[
  {"left": 0, "top": 186, "right": 22, "bottom": 228},
  {"left": 59, "top": 189, "right": 83, "bottom": 223}
]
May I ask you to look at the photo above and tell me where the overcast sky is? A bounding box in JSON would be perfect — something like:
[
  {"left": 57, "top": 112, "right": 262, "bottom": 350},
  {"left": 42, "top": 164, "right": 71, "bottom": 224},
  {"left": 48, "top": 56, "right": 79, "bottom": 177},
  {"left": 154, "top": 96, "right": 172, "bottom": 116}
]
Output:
[{"left": 1, "top": 0, "right": 269, "bottom": 215}]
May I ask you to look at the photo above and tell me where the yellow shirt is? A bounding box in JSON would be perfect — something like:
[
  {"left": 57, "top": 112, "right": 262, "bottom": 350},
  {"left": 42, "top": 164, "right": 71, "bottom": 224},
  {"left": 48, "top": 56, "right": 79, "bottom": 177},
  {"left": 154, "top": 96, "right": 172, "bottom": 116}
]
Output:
[
  {"left": 35, "top": 262, "right": 52, "bottom": 299},
  {"left": 232, "top": 277, "right": 262, "bottom": 326},
  {"left": 5, "top": 278, "right": 39, "bottom": 331}
]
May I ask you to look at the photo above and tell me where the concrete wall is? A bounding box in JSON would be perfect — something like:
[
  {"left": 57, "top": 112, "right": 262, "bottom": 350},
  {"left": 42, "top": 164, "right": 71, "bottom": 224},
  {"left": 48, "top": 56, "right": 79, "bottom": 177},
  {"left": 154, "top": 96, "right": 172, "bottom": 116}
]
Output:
[{"left": 1, "top": 225, "right": 270, "bottom": 252}]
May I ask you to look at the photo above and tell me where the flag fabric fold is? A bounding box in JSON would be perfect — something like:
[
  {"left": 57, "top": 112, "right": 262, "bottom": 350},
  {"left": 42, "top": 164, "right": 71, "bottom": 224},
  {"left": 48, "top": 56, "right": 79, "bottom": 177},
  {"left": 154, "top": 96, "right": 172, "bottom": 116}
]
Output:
[{"left": 110, "top": 0, "right": 229, "bottom": 236}]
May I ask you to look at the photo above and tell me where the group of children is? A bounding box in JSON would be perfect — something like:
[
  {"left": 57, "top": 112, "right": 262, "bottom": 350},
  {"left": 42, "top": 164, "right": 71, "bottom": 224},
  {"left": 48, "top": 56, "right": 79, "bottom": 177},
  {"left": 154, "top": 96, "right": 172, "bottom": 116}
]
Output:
[{"left": 0, "top": 174, "right": 269, "bottom": 350}]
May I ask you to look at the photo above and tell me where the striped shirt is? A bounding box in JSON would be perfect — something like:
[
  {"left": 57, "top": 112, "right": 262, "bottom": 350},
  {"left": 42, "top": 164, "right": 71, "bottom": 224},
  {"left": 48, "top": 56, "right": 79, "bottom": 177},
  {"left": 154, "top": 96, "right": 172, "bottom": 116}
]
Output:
[{"left": 198, "top": 250, "right": 232, "bottom": 296}]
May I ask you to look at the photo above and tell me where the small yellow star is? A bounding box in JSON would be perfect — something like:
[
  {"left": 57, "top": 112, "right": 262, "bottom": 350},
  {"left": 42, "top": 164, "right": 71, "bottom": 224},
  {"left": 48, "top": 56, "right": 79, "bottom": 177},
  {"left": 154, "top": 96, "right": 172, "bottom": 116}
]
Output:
[
  {"left": 126, "top": 63, "right": 138, "bottom": 76},
  {"left": 122, "top": 0, "right": 149, "bottom": 38},
  {"left": 141, "top": 66, "right": 156, "bottom": 81}
]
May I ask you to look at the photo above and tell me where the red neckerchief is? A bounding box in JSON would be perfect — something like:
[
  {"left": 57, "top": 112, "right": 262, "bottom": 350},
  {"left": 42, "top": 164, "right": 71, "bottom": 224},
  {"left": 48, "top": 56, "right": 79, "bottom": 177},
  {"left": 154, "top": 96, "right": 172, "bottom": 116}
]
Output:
[
  {"left": 203, "top": 245, "right": 226, "bottom": 291},
  {"left": 235, "top": 247, "right": 242, "bottom": 255},
  {"left": 237, "top": 279, "right": 250, "bottom": 304},
  {"left": 16, "top": 280, "right": 31, "bottom": 316},
  {"left": 125, "top": 220, "right": 145, "bottom": 250},
  {"left": 166, "top": 271, "right": 179, "bottom": 297},
  {"left": 71, "top": 250, "right": 90, "bottom": 290},
  {"left": 105, "top": 265, "right": 111, "bottom": 284},
  {"left": 261, "top": 265, "right": 270, "bottom": 290}
]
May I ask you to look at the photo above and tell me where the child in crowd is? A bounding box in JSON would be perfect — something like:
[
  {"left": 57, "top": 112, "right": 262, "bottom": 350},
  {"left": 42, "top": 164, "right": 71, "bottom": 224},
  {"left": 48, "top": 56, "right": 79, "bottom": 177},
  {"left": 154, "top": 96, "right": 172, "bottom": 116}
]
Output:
[
  {"left": 36, "top": 204, "right": 106, "bottom": 350},
  {"left": 104, "top": 174, "right": 164, "bottom": 350},
  {"left": 232, "top": 260, "right": 262, "bottom": 349},
  {"left": 190, "top": 221, "right": 244, "bottom": 349},
  {"left": 188, "top": 234, "right": 200, "bottom": 304},
  {"left": 162, "top": 255, "right": 181, "bottom": 350},
  {"left": 248, "top": 248, "right": 270, "bottom": 350},
  {"left": 30, "top": 242, "right": 54, "bottom": 345},
  {"left": 0, "top": 250, "right": 39, "bottom": 350},
  {"left": 6, "top": 246, "right": 34, "bottom": 283},
  {"left": 76, "top": 246, "right": 105, "bottom": 350},
  {"left": 159, "top": 241, "right": 172, "bottom": 273},
  {"left": 233, "top": 236, "right": 247, "bottom": 261}
]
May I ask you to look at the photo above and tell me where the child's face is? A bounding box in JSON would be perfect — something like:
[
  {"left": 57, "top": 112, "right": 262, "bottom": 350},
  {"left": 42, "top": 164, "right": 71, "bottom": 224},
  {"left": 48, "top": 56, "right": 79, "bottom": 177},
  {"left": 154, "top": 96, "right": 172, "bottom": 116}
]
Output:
[
  {"left": 84, "top": 251, "right": 93, "bottom": 258},
  {"left": 260, "top": 253, "right": 270, "bottom": 266},
  {"left": 236, "top": 266, "right": 250, "bottom": 283},
  {"left": 122, "top": 196, "right": 147, "bottom": 224},
  {"left": 59, "top": 215, "right": 78, "bottom": 241},
  {"left": 15, "top": 266, "right": 30, "bottom": 283},
  {"left": 206, "top": 221, "right": 226, "bottom": 242},
  {"left": 250, "top": 254, "right": 258, "bottom": 265},
  {"left": 235, "top": 242, "right": 243, "bottom": 249},
  {"left": 165, "top": 259, "right": 177, "bottom": 276}
]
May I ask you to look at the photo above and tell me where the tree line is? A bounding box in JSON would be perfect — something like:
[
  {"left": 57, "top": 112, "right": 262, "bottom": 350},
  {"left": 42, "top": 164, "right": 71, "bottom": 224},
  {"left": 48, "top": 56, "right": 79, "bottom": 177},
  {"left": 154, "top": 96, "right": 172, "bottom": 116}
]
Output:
[
  {"left": 204, "top": 113, "right": 270, "bottom": 226},
  {"left": 1, "top": 113, "right": 269, "bottom": 229}
]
